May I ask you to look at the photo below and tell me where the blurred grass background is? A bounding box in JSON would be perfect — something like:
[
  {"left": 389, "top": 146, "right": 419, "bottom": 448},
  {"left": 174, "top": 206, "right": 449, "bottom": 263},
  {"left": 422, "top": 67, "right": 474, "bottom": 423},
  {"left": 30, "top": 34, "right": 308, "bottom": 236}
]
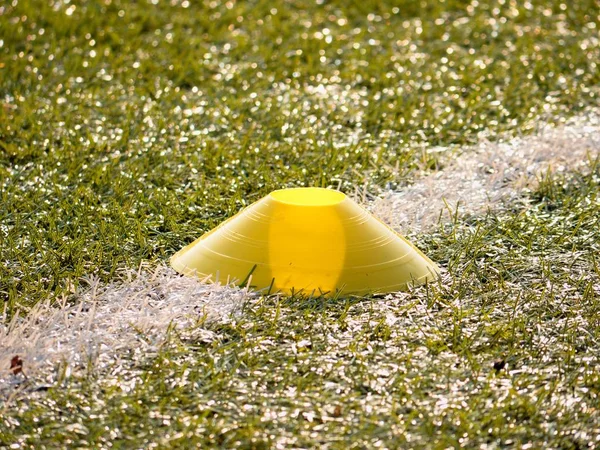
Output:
[{"left": 1, "top": 0, "right": 598, "bottom": 309}]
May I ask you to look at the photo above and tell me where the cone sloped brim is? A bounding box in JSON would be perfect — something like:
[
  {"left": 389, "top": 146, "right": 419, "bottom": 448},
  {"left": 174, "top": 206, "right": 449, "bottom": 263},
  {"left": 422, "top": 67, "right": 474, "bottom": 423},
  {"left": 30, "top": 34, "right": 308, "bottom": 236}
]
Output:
[{"left": 170, "top": 188, "right": 440, "bottom": 296}]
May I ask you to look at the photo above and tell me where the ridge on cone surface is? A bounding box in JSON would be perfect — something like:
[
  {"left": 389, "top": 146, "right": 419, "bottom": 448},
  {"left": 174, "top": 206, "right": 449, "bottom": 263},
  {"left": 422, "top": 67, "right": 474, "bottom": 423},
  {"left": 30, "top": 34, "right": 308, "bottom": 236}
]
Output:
[{"left": 170, "top": 187, "right": 440, "bottom": 296}]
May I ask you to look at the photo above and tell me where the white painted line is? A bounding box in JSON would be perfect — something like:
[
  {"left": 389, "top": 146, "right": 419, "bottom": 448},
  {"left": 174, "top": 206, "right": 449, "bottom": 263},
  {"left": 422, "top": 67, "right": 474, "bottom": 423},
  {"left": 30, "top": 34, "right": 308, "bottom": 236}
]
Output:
[
  {"left": 0, "top": 265, "right": 253, "bottom": 394},
  {"left": 1, "top": 111, "right": 599, "bottom": 390},
  {"left": 371, "top": 111, "right": 600, "bottom": 233}
]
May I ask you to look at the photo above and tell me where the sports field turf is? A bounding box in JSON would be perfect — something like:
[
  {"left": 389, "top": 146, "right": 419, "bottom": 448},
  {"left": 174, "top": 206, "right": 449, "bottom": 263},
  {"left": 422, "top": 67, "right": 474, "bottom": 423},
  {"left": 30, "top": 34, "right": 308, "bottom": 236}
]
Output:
[{"left": 1, "top": 0, "right": 600, "bottom": 448}]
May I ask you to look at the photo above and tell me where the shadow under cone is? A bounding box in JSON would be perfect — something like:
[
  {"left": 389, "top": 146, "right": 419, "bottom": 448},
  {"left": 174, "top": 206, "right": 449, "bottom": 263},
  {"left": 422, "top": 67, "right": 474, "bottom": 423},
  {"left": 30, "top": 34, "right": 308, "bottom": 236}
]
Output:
[{"left": 170, "top": 187, "right": 440, "bottom": 296}]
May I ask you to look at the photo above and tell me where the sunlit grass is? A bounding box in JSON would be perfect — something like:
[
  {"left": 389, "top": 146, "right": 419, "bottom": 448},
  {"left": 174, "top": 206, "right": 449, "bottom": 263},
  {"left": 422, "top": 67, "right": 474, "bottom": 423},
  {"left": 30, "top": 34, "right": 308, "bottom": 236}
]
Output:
[
  {"left": 2, "top": 164, "right": 599, "bottom": 448},
  {"left": 1, "top": 0, "right": 599, "bottom": 308},
  {"left": 1, "top": 0, "right": 600, "bottom": 447}
]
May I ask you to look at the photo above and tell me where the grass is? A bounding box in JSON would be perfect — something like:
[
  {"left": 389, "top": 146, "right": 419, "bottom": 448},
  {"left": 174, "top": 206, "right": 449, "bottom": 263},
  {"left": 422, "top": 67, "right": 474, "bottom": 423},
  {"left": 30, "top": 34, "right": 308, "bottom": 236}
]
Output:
[
  {"left": 1, "top": 0, "right": 599, "bottom": 309},
  {"left": 2, "top": 165, "right": 600, "bottom": 448},
  {"left": 1, "top": 0, "right": 600, "bottom": 447}
]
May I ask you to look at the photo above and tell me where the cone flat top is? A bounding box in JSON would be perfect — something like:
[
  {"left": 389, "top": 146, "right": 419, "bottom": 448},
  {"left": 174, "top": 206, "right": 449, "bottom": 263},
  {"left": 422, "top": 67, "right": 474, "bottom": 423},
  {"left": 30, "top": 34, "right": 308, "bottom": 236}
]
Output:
[{"left": 270, "top": 187, "right": 346, "bottom": 207}]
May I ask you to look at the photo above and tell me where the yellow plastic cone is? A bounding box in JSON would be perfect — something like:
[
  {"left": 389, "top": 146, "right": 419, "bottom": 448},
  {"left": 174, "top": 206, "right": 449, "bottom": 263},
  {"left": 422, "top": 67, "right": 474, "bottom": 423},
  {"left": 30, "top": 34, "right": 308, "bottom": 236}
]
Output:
[{"left": 170, "top": 187, "right": 440, "bottom": 296}]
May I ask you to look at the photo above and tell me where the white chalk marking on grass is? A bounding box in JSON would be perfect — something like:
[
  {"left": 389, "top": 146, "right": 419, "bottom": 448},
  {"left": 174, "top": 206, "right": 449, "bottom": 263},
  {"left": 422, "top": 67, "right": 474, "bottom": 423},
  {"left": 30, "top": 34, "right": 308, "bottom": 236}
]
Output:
[
  {"left": 0, "top": 266, "right": 254, "bottom": 395},
  {"left": 1, "top": 112, "right": 599, "bottom": 391},
  {"left": 371, "top": 111, "right": 600, "bottom": 233}
]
